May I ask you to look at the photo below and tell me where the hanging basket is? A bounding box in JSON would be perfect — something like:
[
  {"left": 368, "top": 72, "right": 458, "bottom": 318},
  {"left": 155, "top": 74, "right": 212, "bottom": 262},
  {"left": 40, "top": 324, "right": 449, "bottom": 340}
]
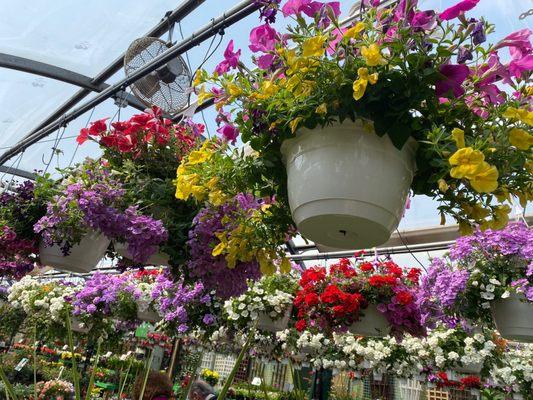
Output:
[
  {"left": 39, "top": 231, "right": 110, "bottom": 273},
  {"left": 114, "top": 242, "right": 169, "bottom": 266},
  {"left": 455, "top": 361, "right": 483, "bottom": 375},
  {"left": 348, "top": 304, "right": 389, "bottom": 337},
  {"left": 136, "top": 308, "right": 161, "bottom": 323},
  {"left": 491, "top": 293, "right": 533, "bottom": 342},
  {"left": 281, "top": 120, "right": 417, "bottom": 249},
  {"left": 257, "top": 306, "right": 292, "bottom": 332}
]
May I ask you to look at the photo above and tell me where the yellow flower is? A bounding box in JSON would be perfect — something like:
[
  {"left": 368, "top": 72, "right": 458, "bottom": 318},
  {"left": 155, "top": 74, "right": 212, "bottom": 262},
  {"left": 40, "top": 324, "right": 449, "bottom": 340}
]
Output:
[
  {"left": 192, "top": 70, "right": 206, "bottom": 87},
  {"left": 361, "top": 44, "right": 385, "bottom": 67},
  {"left": 208, "top": 190, "right": 227, "bottom": 206},
  {"left": 438, "top": 179, "right": 449, "bottom": 193},
  {"left": 257, "top": 250, "right": 276, "bottom": 275},
  {"left": 509, "top": 128, "right": 533, "bottom": 150},
  {"left": 188, "top": 150, "right": 211, "bottom": 165},
  {"left": 196, "top": 86, "right": 213, "bottom": 105},
  {"left": 190, "top": 185, "right": 207, "bottom": 201},
  {"left": 353, "top": 79, "right": 367, "bottom": 101},
  {"left": 257, "top": 80, "right": 278, "bottom": 99},
  {"left": 502, "top": 107, "right": 533, "bottom": 126},
  {"left": 211, "top": 241, "right": 226, "bottom": 257},
  {"left": 175, "top": 173, "right": 200, "bottom": 200},
  {"left": 451, "top": 128, "right": 465, "bottom": 148},
  {"left": 302, "top": 35, "right": 327, "bottom": 57},
  {"left": 459, "top": 220, "right": 474, "bottom": 236},
  {"left": 316, "top": 103, "right": 327, "bottom": 115},
  {"left": 344, "top": 22, "right": 366, "bottom": 39},
  {"left": 352, "top": 67, "right": 378, "bottom": 101},
  {"left": 289, "top": 117, "right": 303, "bottom": 134},
  {"left": 205, "top": 177, "right": 219, "bottom": 190},
  {"left": 280, "top": 257, "right": 292, "bottom": 274},
  {"left": 449, "top": 147, "right": 485, "bottom": 179},
  {"left": 489, "top": 205, "right": 511, "bottom": 230},
  {"left": 358, "top": 67, "right": 379, "bottom": 84},
  {"left": 226, "top": 82, "right": 243, "bottom": 98},
  {"left": 469, "top": 162, "right": 499, "bottom": 193}
]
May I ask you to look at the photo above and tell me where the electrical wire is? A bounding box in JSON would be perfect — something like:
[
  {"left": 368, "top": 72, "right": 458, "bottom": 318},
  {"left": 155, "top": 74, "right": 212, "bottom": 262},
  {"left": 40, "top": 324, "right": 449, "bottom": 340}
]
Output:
[{"left": 395, "top": 228, "right": 428, "bottom": 272}]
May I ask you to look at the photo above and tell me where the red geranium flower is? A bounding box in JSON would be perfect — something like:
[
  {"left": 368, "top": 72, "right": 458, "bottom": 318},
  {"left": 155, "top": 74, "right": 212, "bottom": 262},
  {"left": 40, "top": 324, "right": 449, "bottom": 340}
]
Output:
[
  {"left": 295, "top": 319, "right": 307, "bottom": 331},
  {"left": 359, "top": 262, "right": 374, "bottom": 272},
  {"left": 394, "top": 290, "right": 413, "bottom": 305}
]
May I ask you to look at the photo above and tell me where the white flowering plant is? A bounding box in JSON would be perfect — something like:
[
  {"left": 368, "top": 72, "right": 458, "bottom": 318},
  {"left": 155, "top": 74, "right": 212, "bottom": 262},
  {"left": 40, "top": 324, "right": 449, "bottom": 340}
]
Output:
[
  {"left": 489, "top": 342, "right": 533, "bottom": 397},
  {"left": 7, "top": 276, "right": 78, "bottom": 329},
  {"left": 334, "top": 334, "right": 418, "bottom": 378},
  {"left": 423, "top": 327, "right": 499, "bottom": 374},
  {"left": 223, "top": 274, "right": 297, "bottom": 331}
]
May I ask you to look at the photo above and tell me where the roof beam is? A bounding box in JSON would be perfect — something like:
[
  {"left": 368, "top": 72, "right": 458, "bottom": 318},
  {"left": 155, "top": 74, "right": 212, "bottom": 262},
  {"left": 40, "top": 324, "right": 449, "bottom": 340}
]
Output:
[
  {"left": 0, "top": 53, "right": 148, "bottom": 112},
  {"left": 0, "top": 165, "right": 37, "bottom": 180},
  {"left": 0, "top": 0, "right": 259, "bottom": 166}
]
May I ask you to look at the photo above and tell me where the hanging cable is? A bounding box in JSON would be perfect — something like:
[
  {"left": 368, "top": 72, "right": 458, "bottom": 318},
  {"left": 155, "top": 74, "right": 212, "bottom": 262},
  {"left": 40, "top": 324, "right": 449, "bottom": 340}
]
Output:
[{"left": 395, "top": 228, "right": 428, "bottom": 272}]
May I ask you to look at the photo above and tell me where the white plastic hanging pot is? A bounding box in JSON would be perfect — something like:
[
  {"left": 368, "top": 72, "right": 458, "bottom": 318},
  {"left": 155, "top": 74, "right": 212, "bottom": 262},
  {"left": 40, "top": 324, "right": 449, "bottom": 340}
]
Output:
[
  {"left": 114, "top": 242, "right": 169, "bottom": 266},
  {"left": 136, "top": 308, "right": 161, "bottom": 323},
  {"left": 257, "top": 306, "right": 292, "bottom": 332},
  {"left": 281, "top": 120, "right": 417, "bottom": 249},
  {"left": 39, "top": 230, "right": 110, "bottom": 273},
  {"left": 491, "top": 293, "right": 533, "bottom": 342},
  {"left": 455, "top": 362, "right": 483, "bottom": 375},
  {"left": 348, "top": 304, "right": 389, "bottom": 337}
]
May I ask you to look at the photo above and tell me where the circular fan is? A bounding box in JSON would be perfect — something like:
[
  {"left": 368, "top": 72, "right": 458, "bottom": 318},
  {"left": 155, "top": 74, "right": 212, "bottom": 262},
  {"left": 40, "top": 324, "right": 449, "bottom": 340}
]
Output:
[{"left": 124, "top": 37, "right": 191, "bottom": 114}]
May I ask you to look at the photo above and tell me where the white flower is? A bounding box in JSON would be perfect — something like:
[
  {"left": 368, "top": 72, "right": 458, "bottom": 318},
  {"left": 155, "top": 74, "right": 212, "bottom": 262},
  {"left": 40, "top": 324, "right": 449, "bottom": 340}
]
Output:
[
  {"left": 485, "top": 284, "right": 495, "bottom": 293},
  {"left": 448, "top": 351, "right": 459, "bottom": 361},
  {"left": 501, "top": 291, "right": 510, "bottom": 299},
  {"left": 472, "top": 281, "right": 479, "bottom": 287},
  {"left": 481, "top": 292, "right": 495, "bottom": 300},
  {"left": 489, "top": 278, "right": 501, "bottom": 285}
]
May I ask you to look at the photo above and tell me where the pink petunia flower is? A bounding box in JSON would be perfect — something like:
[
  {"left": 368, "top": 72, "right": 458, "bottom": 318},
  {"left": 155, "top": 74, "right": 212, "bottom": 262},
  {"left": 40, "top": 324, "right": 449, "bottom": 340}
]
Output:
[
  {"left": 435, "top": 64, "right": 469, "bottom": 98},
  {"left": 217, "top": 123, "right": 239, "bottom": 144},
  {"left": 214, "top": 40, "right": 241, "bottom": 75},
  {"left": 439, "top": 0, "right": 480, "bottom": 21},
  {"left": 249, "top": 24, "right": 278, "bottom": 53}
]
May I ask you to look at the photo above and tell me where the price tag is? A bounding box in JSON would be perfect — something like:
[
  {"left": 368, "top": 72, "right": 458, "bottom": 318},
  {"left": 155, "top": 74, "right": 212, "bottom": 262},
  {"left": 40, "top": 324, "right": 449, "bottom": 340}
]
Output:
[{"left": 15, "top": 358, "right": 29, "bottom": 371}]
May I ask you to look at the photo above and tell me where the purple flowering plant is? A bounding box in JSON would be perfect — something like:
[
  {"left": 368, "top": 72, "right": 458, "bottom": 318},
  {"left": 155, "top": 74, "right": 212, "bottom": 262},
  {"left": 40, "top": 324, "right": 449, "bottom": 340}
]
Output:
[
  {"left": 0, "top": 180, "right": 51, "bottom": 279},
  {"left": 151, "top": 271, "right": 221, "bottom": 337},
  {"left": 419, "top": 222, "right": 532, "bottom": 326},
  {"left": 72, "top": 272, "right": 139, "bottom": 332},
  {"left": 34, "top": 159, "right": 167, "bottom": 264}
]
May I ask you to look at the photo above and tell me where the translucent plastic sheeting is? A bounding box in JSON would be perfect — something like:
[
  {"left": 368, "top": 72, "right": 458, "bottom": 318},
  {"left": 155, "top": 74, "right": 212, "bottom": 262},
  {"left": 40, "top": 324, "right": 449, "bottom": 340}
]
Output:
[
  {"left": 0, "top": 0, "right": 180, "bottom": 77},
  {"left": 0, "top": 69, "right": 79, "bottom": 149}
]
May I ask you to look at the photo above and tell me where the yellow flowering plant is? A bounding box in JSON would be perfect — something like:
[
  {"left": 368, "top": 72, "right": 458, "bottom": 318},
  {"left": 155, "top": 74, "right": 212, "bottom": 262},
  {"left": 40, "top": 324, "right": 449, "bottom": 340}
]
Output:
[
  {"left": 175, "top": 139, "right": 294, "bottom": 277},
  {"left": 195, "top": 0, "right": 531, "bottom": 232}
]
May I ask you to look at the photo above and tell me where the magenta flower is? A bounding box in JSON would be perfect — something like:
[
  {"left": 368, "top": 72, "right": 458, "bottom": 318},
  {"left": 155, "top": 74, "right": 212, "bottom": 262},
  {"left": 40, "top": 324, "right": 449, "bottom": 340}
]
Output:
[
  {"left": 509, "top": 55, "right": 533, "bottom": 78},
  {"left": 494, "top": 29, "right": 532, "bottom": 58},
  {"left": 214, "top": 40, "right": 241, "bottom": 75},
  {"left": 439, "top": 0, "right": 480, "bottom": 21},
  {"left": 217, "top": 123, "right": 239, "bottom": 144},
  {"left": 281, "top": 0, "right": 338, "bottom": 18},
  {"left": 249, "top": 23, "right": 278, "bottom": 53},
  {"left": 411, "top": 10, "right": 437, "bottom": 31},
  {"left": 256, "top": 53, "right": 276, "bottom": 70},
  {"left": 393, "top": 0, "right": 417, "bottom": 22},
  {"left": 327, "top": 27, "right": 346, "bottom": 55},
  {"left": 477, "top": 52, "right": 512, "bottom": 86},
  {"left": 435, "top": 64, "right": 469, "bottom": 98}
]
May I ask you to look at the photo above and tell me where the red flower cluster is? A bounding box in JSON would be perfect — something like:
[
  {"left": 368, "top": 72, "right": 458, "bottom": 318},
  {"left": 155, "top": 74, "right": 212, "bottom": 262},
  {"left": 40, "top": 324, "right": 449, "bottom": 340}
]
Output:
[
  {"left": 433, "top": 372, "right": 481, "bottom": 390},
  {"left": 293, "top": 257, "right": 423, "bottom": 335},
  {"left": 294, "top": 260, "right": 365, "bottom": 332},
  {"left": 76, "top": 106, "right": 203, "bottom": 160}
]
